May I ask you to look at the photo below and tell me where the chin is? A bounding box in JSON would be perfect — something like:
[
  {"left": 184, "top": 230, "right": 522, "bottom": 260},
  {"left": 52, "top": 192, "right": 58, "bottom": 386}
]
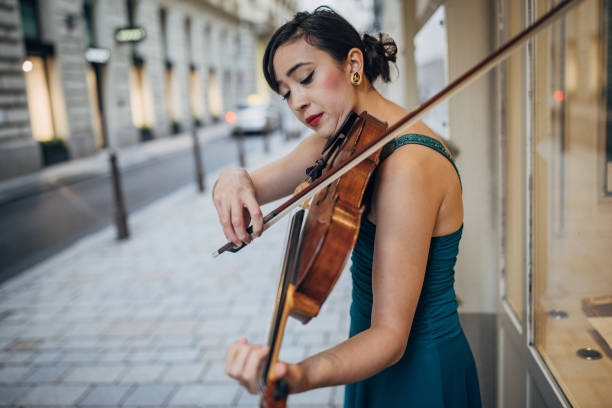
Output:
[{"left": 319, "top": 126, "right": 335, "bottom": 139}]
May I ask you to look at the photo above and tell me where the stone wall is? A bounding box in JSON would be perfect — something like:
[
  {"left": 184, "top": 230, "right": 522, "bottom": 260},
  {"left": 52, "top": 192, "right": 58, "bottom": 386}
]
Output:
[
  {"left": 0, "top": 0, "right": 295, "bottom": 181},
  {"left": 40, "top": 0, "right": 97, "bottom": 157},
  {"left": 95, "top": 0, "right": 137, "bottom": 148},
  {"left": 0, "top": 0, "right": 40, "bottom": 180},
  {"left": 135, "top": 0, "right": 168, "bottom": 138}
]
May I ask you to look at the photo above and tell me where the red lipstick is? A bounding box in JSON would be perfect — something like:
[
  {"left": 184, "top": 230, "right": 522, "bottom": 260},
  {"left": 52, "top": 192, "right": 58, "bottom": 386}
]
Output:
[{"left": 306, "top": 113, "right": 323, "bottom": 126}]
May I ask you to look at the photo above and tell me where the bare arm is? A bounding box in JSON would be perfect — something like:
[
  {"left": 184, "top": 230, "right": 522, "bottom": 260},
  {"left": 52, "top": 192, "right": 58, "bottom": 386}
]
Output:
[
  {"left": 212, "top": 133, "right": 325, "bottom": 246},
  {"left": 250, "top": 132, "right": 327, "bottom": 204},
  {"left": 293, "top": 148, "right": 442, "bottom": 391}
]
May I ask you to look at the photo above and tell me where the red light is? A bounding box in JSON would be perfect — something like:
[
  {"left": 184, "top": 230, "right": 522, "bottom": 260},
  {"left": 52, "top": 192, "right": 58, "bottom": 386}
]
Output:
[
  {"left": 225, "top": 111, "right": 236, "bottom": 124},
  {"left": 553, "top": 90, "right": 564, "bottom": 102}
]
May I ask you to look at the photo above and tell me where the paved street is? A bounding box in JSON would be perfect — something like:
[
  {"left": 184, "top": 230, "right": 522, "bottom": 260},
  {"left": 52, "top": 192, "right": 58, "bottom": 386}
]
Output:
[
  {"left": 0, "top": 136, "right": 350, "bottom": 407},
  {"left": 0, "top": 124, "right": 281, "bottom": 282}
]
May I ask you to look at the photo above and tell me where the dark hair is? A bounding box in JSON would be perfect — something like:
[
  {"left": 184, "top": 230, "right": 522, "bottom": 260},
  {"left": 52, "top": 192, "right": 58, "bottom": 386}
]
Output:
[{"left": 263, "top": 6, "right": 397, "bottom": 93}]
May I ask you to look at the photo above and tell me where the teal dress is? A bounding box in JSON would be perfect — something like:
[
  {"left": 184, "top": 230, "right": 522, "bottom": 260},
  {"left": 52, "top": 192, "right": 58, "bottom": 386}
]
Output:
[{"left": 344, "top": 134, "right": 482, "bottom": 408}]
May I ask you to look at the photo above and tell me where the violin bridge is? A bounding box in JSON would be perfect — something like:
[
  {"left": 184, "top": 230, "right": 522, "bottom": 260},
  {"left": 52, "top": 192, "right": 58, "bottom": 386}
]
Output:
[
  {"left": 294, "top": 182, "right": 312, "bottom": 210},
  {"left": 298, "top": 197, "right": 312, "bottom": 210}
]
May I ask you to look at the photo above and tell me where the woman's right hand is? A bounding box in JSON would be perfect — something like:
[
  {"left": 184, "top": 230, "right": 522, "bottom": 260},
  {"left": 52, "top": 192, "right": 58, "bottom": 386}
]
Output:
[{"left": 212, "top": 168, "right": 264, "bottom": 247}]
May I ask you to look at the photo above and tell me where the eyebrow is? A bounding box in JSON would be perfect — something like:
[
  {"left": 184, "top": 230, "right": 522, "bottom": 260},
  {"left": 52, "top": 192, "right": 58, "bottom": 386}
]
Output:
[
  {"left": 286, "top": 62, "right": 313, "bottom": 77},
  {"left": 276, "top": 62, "right": 313, "bottom": 91}
]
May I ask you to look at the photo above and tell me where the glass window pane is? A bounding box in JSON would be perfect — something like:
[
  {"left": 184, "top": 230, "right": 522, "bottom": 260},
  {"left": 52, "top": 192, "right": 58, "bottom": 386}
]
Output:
[
  {"left": 19, "top": 0, "right": 40, "bottom": 41},
  {"left": 415, "top": 6, "right": 450, "bottom": 140},
  {"left": 83, "top": 0, "right": 95, "bottom": 48},
  {"left": 24, "top": 56, "right": 54, "bottom": 141},
  {"left": 533, "top": 1, "right": 612, "bottom": 406}
]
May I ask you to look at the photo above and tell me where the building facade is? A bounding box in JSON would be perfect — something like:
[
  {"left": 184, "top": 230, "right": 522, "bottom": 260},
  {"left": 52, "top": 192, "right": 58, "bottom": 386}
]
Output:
[{"left": 0, "top": 0, "right": 297, "bottom": 180}]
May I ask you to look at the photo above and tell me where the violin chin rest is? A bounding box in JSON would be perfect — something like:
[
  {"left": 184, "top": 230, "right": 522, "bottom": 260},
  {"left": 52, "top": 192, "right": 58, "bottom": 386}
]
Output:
[{"left": 290, "top": 310, "right": 313, "bottom": 325}]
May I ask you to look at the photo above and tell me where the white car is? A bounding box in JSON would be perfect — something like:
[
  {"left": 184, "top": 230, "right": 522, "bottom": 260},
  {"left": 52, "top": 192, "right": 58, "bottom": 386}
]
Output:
[{"left": 232, "top": 104, "right": 281, "bottom": 136}]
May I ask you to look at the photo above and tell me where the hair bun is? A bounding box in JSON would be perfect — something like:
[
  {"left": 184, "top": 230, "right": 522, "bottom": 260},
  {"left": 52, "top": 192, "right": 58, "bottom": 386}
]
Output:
[{"left": 362, "top": 32, "right": 397, "bottom": 83}]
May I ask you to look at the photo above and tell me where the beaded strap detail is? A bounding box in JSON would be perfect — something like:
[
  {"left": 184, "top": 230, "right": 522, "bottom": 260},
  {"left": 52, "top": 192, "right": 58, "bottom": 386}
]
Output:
[{"left": 380, "top": 134, "right": 462, "bottom": 190}]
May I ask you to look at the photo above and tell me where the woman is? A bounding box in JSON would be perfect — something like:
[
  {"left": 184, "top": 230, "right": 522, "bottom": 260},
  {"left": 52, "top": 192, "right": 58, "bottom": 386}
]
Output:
[{"left": 213, "top": 6, "right": 481, "bottom": 407}]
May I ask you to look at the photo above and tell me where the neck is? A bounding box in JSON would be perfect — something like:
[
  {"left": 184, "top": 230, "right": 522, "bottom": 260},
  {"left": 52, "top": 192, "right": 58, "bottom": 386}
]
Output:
[{"left": 353, "top": 85, "right": 401, "bottom": 123}]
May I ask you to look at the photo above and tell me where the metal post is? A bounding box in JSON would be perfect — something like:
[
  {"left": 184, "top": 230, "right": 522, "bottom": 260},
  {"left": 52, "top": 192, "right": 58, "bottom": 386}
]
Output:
[
  {"left": 108, "top": 150, "right": 129, "bottom": 240},
  {"left": 191, "top": 126, "right": 205, "bottom": 192},
  {"left": 236, "top": 129, "right": 246, "bottom": 167}
]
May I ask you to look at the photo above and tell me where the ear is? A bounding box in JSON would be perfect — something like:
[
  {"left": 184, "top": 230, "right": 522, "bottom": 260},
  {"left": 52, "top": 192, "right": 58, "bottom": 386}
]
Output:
[{"left": 346, "top": 47, "right": 364, "bottom": 76}]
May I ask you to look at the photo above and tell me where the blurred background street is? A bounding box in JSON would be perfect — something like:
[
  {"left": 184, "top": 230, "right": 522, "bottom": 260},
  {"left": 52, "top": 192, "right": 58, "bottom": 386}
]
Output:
[{"left": 1, "top": 123, "right": 251, "bottom": 281}]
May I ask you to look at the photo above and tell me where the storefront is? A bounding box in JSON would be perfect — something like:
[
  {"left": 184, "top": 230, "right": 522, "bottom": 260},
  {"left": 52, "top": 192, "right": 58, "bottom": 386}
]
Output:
[
  {"left": 497, "top": 0, "right": 612, "bottom": 406},
  {"left": 21, "top": 0, "right": 70, "bottom": 165}
]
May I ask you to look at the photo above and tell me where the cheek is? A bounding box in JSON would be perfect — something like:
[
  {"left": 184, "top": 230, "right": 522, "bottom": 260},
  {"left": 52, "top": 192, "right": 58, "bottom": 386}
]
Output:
[{"left": 322, "top": 68, "right": 345, "bottom": 91}]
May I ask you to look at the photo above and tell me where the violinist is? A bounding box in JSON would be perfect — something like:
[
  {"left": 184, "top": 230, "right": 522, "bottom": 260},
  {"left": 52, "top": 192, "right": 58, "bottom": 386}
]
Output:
[{"left": 213, "top": 6, "right": 482, "bottom": 407}]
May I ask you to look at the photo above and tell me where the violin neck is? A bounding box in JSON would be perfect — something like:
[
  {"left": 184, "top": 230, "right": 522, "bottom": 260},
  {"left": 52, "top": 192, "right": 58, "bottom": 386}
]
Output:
[
  {"left": 260, "top": 285, "right": 294, "bottom": 408},
  {"left": 259, "top": 210, "right": 305, "bottom": 406}
]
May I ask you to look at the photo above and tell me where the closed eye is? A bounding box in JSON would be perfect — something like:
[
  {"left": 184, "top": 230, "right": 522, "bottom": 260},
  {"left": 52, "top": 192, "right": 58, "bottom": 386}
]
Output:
[
  {"left": 301, "top": 71, "right": 314, "bottom": 84},
  {"left": 281, "top": 70, "right": 314, "bottom": 101}
]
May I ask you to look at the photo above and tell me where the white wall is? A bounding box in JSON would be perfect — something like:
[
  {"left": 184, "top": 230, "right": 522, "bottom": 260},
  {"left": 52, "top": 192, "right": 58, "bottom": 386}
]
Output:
[
  {"left": 445, "top": 0, "right": 498, "bottom": 313},
  {"left": 379, "top": 0, "right": 419, "bottom": 110}
]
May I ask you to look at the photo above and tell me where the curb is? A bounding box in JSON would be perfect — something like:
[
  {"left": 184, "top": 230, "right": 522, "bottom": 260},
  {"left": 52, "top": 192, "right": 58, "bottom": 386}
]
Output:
[
  {"left": 0, "top": 124, "right": 232, "bottom": 205},
  {"left": 0, "top": 134, "right": 301, "bottom": 293}
]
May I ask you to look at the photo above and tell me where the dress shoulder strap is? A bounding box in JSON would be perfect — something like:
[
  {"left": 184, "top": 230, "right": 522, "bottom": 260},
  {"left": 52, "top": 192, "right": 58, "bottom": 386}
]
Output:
[{"left": 380, "top": 133, "right": 462, "bottom": 189}]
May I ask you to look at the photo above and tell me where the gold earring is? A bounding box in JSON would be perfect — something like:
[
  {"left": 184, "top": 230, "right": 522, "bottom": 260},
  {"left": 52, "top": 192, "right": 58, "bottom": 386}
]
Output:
[{"left": 351, "top": 71, "right": 362, "bottom": 86}]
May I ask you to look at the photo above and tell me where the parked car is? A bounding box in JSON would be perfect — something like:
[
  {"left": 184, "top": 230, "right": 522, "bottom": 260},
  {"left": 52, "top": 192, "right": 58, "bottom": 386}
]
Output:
[{"left": 231, "top": 104, "right": 282, "bottom": 136}]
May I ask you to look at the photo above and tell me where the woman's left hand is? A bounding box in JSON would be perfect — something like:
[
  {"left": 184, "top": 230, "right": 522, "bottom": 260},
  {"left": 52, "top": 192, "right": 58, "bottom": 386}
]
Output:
[{"left": 225, "top": 338, "right": 306, "bottom": 394}]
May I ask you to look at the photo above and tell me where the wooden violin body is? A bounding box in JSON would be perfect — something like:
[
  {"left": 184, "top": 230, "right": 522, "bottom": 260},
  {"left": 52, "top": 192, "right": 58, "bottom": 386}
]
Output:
[
  {"left": 259, "top": 112, "right": 388, "bottom": 407},
  {"left": 291, "top": 111, "right": 388, "bottom": 323}
]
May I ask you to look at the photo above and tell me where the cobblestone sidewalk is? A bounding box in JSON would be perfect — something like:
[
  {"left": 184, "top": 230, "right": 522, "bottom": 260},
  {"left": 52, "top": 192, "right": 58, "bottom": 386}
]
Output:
[{"left": 0, "top": 136, "right": 350, "bottom": 407}]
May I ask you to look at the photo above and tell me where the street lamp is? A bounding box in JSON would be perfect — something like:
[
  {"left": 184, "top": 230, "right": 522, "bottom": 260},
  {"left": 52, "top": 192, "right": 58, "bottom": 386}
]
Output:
[{"left": 22, "top": 60, "right": 32, "bottom": 72}]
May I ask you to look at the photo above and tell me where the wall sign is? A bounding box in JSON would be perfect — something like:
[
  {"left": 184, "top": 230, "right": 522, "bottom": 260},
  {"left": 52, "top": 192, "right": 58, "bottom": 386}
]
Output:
[
  {"left": 115, "top": 27, "right": 146, "bottom": 43},
  {"left": 85, "top": 47, "right": 110, "bottom": 64}
]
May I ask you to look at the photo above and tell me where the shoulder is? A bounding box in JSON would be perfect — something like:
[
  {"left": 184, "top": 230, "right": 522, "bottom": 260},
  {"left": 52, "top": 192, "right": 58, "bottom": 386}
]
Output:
[
  {"left": 371, "top": 138, "right": 450, "bottom": 223},
  {"left": 378, "top": 143, "right": 446, "bottom": 194}
]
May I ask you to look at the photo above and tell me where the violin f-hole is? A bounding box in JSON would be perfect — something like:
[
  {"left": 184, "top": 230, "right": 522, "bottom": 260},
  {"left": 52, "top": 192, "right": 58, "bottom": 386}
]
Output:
[{"left": 315, "top": 184, "right": 332, "bottom": 206}]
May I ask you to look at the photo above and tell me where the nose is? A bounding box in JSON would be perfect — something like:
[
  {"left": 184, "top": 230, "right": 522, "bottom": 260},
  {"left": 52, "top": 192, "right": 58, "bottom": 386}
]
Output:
[{"left": 289, "top": 88, "right": 309, "bottom": 113}]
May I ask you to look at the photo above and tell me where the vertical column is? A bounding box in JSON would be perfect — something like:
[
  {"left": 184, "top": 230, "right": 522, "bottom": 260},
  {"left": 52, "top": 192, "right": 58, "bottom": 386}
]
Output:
[
  {"left": 400, "top": 0, "right": 418, "bottom": 110},
  {"left": 96, "top": 0, "right": 137, "bottom": 147},
  {"left": 445, "top": 0, "right": 497, "bottom": 313},
  {"left": 45, "top": 0, "right": 96, "bottom": 157},
  {"left": 379, "top": 0, "right": 418, "bottom": 109}
]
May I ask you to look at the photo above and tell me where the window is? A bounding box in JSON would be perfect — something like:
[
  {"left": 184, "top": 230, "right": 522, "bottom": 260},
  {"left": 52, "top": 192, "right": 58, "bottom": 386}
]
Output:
[
  {"left": 414, "top": 6, "right": 450, "bottom": 139},
  {"left": 185, "top": 17, "right": 192, "bottom": 63},
  {"left": 159, "top": 8, "right": 168, "bottom": 62},
  {"left": 19, "top": 0, "right": 40, "bottom": 41},
  {"left": 532, "top": 1, "right": 612, "bottom": 406},
  {"left": 83, "top": 0, "right": 95, "bottom": 47}
]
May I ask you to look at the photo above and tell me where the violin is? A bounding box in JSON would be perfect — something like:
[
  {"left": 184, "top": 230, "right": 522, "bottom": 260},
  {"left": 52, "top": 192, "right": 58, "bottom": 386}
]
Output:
[
  {"left": 211, "top": 1, "right": 581, "bottom": 406},
  {"left": 259, "top": 111, "right": 388, "bottom": 408}
]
